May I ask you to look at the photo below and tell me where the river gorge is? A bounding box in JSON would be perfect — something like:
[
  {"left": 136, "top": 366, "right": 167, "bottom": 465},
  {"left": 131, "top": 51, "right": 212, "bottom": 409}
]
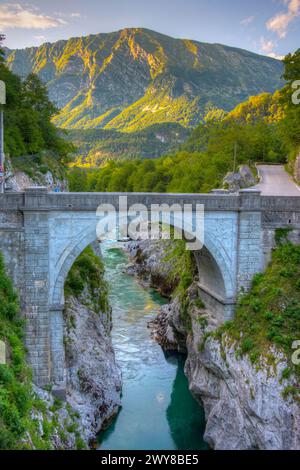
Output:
[{"left": 98, "top": 244, "right": 207, "bottom": 450}]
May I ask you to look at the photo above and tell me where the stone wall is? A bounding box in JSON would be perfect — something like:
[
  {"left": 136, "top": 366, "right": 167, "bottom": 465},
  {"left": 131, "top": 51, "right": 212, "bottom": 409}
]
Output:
[
  {"left": 23, "top": 211, "right": 51, "bottom": 387},
  {"left": 237, "top": 211, "right": 263, "bottom": 292},
  {"left": 294, "top": 151, "right": 300, "bottom": 184},
  {"left": 0, "top": 210, "right": 24, "bottom": 289}
]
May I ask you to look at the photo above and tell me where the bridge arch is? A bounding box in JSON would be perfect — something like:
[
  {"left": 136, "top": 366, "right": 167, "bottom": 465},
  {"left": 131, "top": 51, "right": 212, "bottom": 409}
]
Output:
[{"left": 49, "top": 215, "right": 236, "bottom": 322}]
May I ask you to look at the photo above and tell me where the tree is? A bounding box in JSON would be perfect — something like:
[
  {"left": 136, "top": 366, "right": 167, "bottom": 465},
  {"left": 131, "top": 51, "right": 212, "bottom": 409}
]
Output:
[
  {"left": 22, "top": 74, "right": 57, "bottom": 118},
  {"left": 0, "top": 49, "right": 73, "bottom": 158},
  {"left": 283, "top": 49, "right": 300, "bottom": 82},
  {"left": 280, "top": 50, "right": 300, "bottom": 151},
  {"left": 0, "top": 34, "right": 5, "bottom": 63}
]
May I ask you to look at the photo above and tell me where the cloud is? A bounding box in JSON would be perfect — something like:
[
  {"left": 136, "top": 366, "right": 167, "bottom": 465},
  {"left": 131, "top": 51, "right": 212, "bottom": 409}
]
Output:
[
  {"left": 0, "top": 3, "right": 67, "bottom": 30},
  {"left": 267, "top": 52, "right": 285, "bottom": 60},
  {"left": 240, "top": 16, "right": 255, "bottom": 26},
  {"left": 266, "top": 0, "right": 300, "bottom": 38},
  {"left": 260, "top": 37, "right": 284, "bottom": 60},
  {"left": 260, "top": 37, "right": 276, "bottom": 54},
  {"left": 34, "top": 35, "right": 47, "bottom": 43},
  {"left": 70, "top": 12, "right": 82, "bottom": 18}
]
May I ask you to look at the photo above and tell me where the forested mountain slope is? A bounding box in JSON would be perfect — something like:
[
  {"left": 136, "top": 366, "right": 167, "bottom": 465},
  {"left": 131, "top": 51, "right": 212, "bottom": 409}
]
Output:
[{"left": 5, "top": 28, "right": 284, "bottom": 132}]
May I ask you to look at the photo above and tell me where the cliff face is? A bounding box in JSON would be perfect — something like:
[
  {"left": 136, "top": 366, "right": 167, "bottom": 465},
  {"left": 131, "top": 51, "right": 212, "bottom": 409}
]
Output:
[
  {"left": 126, "top": 240, "right": 300, "bottom": 450},
  {"left": 5, "top": 28, "right": 283, "bottom": 131},
  {"left": 4, "top": 156, "right": 68, "bottom": 192},
  {"left": 63, "top": 291, "right": 122, "bottom": 445},
  {"left": 155, "top": 304, "right": 300, "bottom": 450}
]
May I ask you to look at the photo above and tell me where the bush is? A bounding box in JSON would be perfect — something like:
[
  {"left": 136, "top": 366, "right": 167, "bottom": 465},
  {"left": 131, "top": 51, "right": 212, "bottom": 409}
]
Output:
[
  {"left": 216, "top": 241, "right": 300, "bottom": 385},
  {"left": 65, "top": 246, "right": 109, "bottom": 313},
  {"left": 241, "top": 338, "right": 254, "bottom": 354}
]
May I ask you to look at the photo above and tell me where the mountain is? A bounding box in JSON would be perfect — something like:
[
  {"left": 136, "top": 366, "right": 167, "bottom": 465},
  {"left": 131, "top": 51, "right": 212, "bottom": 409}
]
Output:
[
  {"left": 66, "top": 123, "right": 191, "bottom": 166},
  {"left": 5, "top": 28, "right": 284, "bottom": 132}
]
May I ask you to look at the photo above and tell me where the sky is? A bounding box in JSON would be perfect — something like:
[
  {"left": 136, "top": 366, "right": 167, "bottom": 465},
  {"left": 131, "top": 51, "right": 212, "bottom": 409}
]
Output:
[{"left": 0, "top": 0, "right": 299, "bottom": 58}]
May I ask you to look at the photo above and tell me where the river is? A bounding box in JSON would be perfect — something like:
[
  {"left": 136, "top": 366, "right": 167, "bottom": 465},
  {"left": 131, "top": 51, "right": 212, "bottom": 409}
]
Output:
[{"left": 98, "top": 244, "right": 207, "bottom": 451}]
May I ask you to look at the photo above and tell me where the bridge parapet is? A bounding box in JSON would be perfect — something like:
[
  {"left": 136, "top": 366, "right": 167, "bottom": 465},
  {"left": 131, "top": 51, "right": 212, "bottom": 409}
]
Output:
[
  {"left": 0, "top": 187, "right": 299, "bottom": 215},
  {"left": 0, "top": 187, "right": 261, "bottom": 211}
]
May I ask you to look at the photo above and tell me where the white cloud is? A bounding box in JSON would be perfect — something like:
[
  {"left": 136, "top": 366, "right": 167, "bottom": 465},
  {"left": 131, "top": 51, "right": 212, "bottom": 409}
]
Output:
[
  {"left": 0, "top": 3, "right": 67, "bottom": 30},
  {"left": 70, "top": 12, "right": 82, "bottom": 18},
  {"left": 260, "top": 37, "right": 276, "bottom": 54},
  {"left": 267, "top": 52, "right": 285, "bottom": 60},
  {"left": 240, "top": 16, "right": 255, "bottom": 26},
  {"left": 260, "top": 37, "right": 284, "bottom": 60},
  {"left": 34, "top": 35, "right": 47, "bottom": 43},
  {"left": 266, "top": 0, "right": 300, "bottom": 38}
]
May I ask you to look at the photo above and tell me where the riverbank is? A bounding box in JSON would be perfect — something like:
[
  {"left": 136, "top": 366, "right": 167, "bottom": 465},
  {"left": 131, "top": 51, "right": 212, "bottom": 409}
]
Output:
[{"left": 124, "top": 239, "right": 300, "bottom": 450}]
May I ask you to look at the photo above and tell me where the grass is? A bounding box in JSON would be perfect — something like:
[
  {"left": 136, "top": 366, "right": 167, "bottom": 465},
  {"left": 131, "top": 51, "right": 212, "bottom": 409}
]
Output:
[
  {"left": 64, "top": 245, "right": 109, "bottom": 314},
  {"left": 214, "top": 240, "right": 300, "bottom": 385},
  {"left": 163, "top": 236, "right": 198, "bottom": 330}
]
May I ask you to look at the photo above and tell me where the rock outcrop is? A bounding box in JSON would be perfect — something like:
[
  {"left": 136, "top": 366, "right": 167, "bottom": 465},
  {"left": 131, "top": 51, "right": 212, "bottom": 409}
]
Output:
[
  {"left": 222, "top": 165, "right": 257, "bottom": 192},
  {"left": 126, "top": 239, "right": 300, "bottom": 450},
  {"left": 125, "top": 239, "right": 176, "bottom": 295},
  {"left": 153, "top": 303, "right": 300, "bottom": 450},
  {"left": 4, "top": 157, "right": 68, "bottom": 192},
  {"left": 63, "top": 292, "right": 122, "bottom": 446}
]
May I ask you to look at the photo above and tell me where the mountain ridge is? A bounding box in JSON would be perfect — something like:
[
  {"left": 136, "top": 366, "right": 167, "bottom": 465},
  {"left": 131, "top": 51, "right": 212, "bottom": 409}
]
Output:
[{"left": 5, "top": 28, "right": 284, "bottom": 132}]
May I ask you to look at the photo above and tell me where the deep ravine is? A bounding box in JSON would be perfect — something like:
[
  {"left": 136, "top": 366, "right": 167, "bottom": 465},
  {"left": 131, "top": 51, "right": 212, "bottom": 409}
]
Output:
[{"left": 97, "top": 243, "right": 207, "bottom": 451}]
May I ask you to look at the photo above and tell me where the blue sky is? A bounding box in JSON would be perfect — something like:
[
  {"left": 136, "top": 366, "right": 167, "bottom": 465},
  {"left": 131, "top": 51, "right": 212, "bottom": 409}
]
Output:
[{"left": 0, "top": 0, "right": 299, "bottom": 58}]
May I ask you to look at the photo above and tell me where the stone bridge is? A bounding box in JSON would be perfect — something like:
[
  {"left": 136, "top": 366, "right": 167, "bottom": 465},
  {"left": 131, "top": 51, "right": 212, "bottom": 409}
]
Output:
[{"left": 0, "top": 187, "right": 300, "bottom": 395}]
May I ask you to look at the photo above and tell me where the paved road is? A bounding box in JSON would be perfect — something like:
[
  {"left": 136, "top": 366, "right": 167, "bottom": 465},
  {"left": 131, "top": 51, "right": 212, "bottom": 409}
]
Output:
[{"left": 253, "top": 165, "right": 300, "bottom": 196}]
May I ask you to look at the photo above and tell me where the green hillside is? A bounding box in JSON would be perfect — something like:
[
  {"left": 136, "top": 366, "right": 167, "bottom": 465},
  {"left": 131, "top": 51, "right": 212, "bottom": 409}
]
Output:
[
  {"left": 66, "top": 123, "right": 190, "bottom": 166},
  {"left": 5, "top": 28, "right": 284, "bottom": 132},
  {"left": 68, "top": 49, "right": 300, "bottom": 193}
]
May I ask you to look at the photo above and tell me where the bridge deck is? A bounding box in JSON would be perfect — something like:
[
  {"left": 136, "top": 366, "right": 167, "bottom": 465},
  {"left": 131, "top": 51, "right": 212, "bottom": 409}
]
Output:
[{"left": 0, "top": 187, "right": 300, "bottom": 213}]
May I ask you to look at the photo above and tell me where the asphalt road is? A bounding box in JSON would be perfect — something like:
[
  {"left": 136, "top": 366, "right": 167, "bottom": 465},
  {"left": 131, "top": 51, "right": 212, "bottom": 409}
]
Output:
[{"left": 253, "top": 165, "right": 300, "bottom": 196}]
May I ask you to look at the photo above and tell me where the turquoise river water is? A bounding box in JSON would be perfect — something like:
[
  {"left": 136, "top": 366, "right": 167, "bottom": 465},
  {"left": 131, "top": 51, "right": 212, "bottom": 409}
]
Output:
[{"left": 98, "top": 244, "right": 207, "bottom": 451}]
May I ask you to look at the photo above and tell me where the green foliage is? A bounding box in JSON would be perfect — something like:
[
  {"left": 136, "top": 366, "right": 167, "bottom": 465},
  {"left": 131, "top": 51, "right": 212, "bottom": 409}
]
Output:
[
  {"left": 67, "top": 51, "right": 299, "bottom": 194},
  {"left": 68, "top": 89, "right": 290, "bottom": 193},
  {"left": 0, "top": 37, "right": 73, "bottom": 163},
  {"left": 65, "top": 246, "right": 110, "bottom": 313},
  {"left": 216, "top": 242, "right": 300, "bottom": 385},
  {"left": 280, "top": 49, "right": 300, "bottom": 165},
  {"left": 275, "top": 228, "right": 292, "bottom": 245},
  {"left": 163, "top": 239, "right": 196, "bottom": 298},
  {"left": 183, "top": 95, "right": 287, "bottom": 163},
  {"left": 66, "top": 123, "right": 190, "bottom": 165},
  {"left": 0, "top": 253, "right": 33, "bottom": 449},
  {"left": 0, "top": 253, "right": 56, "bottom": 449},
  {"left": 0, "top": 251, "right": 82, "bottom": 450}
]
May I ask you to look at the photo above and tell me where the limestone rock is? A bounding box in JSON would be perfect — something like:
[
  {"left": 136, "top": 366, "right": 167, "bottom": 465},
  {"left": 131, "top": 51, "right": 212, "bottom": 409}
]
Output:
[
  {"left": 223, "top": 165, "right": 256, "bottom": 193},
  {"left": 129, "top": 239, "right": 300, "bottom": 450},
  {"left": 4, "top": 157, "right": 68, "bottom": 192},
  {"left": 63, "top": 293, "right": 122, "bottom": 445}
]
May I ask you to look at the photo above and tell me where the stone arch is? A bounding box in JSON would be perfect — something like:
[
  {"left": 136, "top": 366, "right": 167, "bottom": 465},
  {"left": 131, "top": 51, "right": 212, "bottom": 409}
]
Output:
[
  {"left": 50, "top": 213, "right": 236, "bottom": 321},
  {"left": 51, "top": 227, "right": 100, "bottom": 306},
  {"left": 194, "top": 233, "right": 237, "bottom": 322},
  {"left": 201, "top": 233, "right": 236, "bottom": 300}
]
